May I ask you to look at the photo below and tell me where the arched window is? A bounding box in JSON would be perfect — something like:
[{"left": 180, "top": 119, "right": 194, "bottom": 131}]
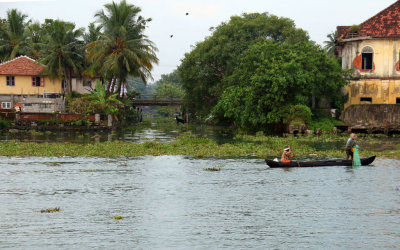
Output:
[{"left": 361, "top": 46, "right": 373, "bottom": 70}]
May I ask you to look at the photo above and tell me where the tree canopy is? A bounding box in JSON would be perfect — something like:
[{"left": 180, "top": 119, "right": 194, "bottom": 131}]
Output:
[
  {"left": 178, "top": 13, "right": 310, "bottom": 119},
  {"left": 178, "top": 12, "right": 347, "bottom": 131}
]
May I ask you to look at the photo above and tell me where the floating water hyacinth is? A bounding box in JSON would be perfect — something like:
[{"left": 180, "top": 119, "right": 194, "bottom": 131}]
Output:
[{"left": 41, "top": 207, "right": 61, "bottom": 213}]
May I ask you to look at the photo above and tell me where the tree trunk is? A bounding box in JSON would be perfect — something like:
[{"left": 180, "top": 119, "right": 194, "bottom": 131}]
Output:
[
  {"left": 65, "top": 69, "right": 73, "bottom": 95},
  {"left": 106, "top": 79, "right": 111, "bottom": 94},
  {"left": 311, "top": 94, "right": 316, "bottom": 110},
  {"left": 115, "top": 78, "right": 122, "bottom": 98}
]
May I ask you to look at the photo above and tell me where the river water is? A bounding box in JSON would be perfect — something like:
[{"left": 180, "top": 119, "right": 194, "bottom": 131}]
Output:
[{"left": 0, "top": 156, "right": 399, "bottom": 249}]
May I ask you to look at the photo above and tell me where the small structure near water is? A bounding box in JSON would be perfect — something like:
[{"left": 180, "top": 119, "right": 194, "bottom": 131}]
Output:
[{"left": 341, "top": 104, "right": 400, "bottom": 134}]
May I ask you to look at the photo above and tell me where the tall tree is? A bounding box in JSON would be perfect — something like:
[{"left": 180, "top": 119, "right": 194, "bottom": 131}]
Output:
[
  {"left": 26, "top": 22, "right": 43, "bottom": 59},
  {"left": 212, "top": 39, "right": 347, "bottom": 131},
  {"left": 324, "top": 31, "right": 337, "bottom": 57},
  {"left": 40, "top": 20, "right": 85, "bottom": 94},
  {"left": 86, "top": 0, "right": 158, "bottom": 96},
  {"left": 178, "top": 13, "right": 310, "bottom": 119},
  {"left": 0, "top": 9, "right": 29, "bottom": 61}
]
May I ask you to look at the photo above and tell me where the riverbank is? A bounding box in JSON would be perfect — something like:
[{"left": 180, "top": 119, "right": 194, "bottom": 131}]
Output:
[{"left": 0, "top": 132, "right": 398, "bottom": 159}]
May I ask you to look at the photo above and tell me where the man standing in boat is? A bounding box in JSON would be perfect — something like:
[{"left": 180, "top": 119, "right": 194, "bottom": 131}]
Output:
[
  {"left": 346, "top": 133, "right": 357, "bottom": 160},
  {"left": 281, "top": 146, "right": 295, "bottom": 163}
]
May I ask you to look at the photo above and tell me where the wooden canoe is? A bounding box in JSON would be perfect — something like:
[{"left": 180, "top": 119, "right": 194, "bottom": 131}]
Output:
[{"left": 265, "top": 156, "right": 376, "bottom": 168}]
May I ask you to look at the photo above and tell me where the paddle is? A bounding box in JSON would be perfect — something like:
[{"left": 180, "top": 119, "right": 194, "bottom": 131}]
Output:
[{"left": 290, "top": 147, "right": 301, "bottom": 168}]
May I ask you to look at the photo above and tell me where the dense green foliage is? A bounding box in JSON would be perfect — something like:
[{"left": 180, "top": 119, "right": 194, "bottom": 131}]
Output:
[
  {"left": 178, "top": 13, "right": 310, "bottom": 119},
  {"left": 212, "top": 40, "right": 347, "bottom": 130},
  {"left": 153, "top": 70, "right": 183, "bottom": 116},
  {"left": 0, "top": 118, "right": 11, "bottom": 129},
  {"left": 0, "top": 1, "right": 158, "bottom": 98},
  {"left": 0, "top": 132, "right": 392, "bottom": 159},
  {"left": 67, "top": 81, "right": 122, "bottom": 115},
  {"left": 40, "top": 20, "right": 85, "bottom": 94},
  {"left": 178, "top": 13, "right": 348, "bottom": 131},
  {"left": 0, "top": 9, "right": 29, "bottom": 61},
  {"left": 86, "top": 0, "right": 158, "bottom": 95},
  {"left": 179, "top": 13, "right": 346, "bottom": 131}
]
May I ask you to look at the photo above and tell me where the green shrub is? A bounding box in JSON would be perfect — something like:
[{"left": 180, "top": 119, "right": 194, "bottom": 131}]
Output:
[
  {"left": 280, "top": 104, "right": 312, "bottom": 125},
  {"left": 0, "top": 119, "right": 11, "bottom": 130},
  {"left": 309, "top": 117, "right": 344, "bottom": 132}
]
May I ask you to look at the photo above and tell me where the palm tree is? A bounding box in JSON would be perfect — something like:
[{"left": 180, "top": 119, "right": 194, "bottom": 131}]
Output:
[
  {"left": 26, "top": 22, "right": 43, "bottom": 60},
  {"left": 83, "top": 22, "right": 102, "bottom": 44},
  {"left": 86, "top": 0, "right": 158, "bottom": 96},
  {"left": 0, "top": 9, "right": 29, "bottom": 61},
  {"left": 324, "top": 31, "right": 337, "bottom": 57},
  {"left": 40, "top": 20, "right": 85, "bottom": 94}
]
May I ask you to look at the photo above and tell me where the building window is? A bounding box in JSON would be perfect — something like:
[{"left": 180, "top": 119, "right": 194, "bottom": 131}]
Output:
[
  {"left": 83, "top": 81, "right": 92, "bottom": 87},
  {"left": 361, "top": 46, "right": 373, "bottom": 70},
  {"left": 6, "top": 76, "right": 15, "bottom": 86},
  {"left": 1, "top": 102, "right": 12, "bottom": 109},
  {"left": 360, "top": 97, "right": 372, "bottom": 103},
  {"left": 397, "top": 98, "right": 400, "bottom": 104},
  {"left": 32, "top": 76, "right": 43, "bottom": 87}
]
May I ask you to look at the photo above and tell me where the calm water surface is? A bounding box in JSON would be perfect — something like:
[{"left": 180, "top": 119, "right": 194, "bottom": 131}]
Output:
[{"left": 0, "top": 156, "right": 399, "bottom": 249}]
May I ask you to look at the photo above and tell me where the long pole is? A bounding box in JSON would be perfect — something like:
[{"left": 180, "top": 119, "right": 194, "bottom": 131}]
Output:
[{"left": 292, "top": 149, "right": 301, "bottom": 168}]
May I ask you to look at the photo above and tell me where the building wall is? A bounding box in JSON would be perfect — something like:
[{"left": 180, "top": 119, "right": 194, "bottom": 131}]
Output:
[
  {"left": 342, "top": 39, "right": 400, "bottom": 77},
  {"left": 342, "top": 38, "right": 400, "bottom": 107},
  {"left": 0, "top": 75, "right": 62, "bottom": 95},
  {"left": 345, "top": 79, "right": 400, "bottom": 108},
  {"left": 71, "top": 78, "right": 96, "bottom": 94}
]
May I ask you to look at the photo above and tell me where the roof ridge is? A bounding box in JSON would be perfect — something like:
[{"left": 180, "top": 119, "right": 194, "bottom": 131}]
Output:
[
  {"left": 0, "top": 55, "right": 40, "bottom": 67},
  {"left": 359, "top": 0, "right": 400, "bottom": 27}
]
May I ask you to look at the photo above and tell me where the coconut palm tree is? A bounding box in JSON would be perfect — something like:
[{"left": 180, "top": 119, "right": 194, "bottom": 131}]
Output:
[
  {"left": 0, "top": 9, "right": 29, "bottom": 61},
  {"left": 40, "top": 20, "right": 85, "bottom": 94},
  {"left": 86, "top": 0, "right": 158, "bottom": 96},
  {"left": 324, "top": 31, "right": 337, "bottom": 57},
  {"left": 83, "top": 22, "right": 102, "bottom": 44},
  {"left": 26, "top": 22, "right": 44, "bottom": 60}
]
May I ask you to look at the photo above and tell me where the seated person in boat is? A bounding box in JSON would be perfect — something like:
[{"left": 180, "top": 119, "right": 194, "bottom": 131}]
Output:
[
  {"left": 281, "top": 146, "right": 295, "bottom": 163},
  {"left": 345, "top": 133, "right": 357, "bottom": 160}
]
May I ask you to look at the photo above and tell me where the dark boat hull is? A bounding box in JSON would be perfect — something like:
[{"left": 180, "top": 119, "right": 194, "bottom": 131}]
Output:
[{"left": 265, "top": 156, "right": 376, "bottom": 168}]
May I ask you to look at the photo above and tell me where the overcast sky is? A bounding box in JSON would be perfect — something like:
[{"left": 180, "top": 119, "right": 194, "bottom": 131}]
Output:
[{"left": 0, "top": 0, "right": 396, "bottom": 82}]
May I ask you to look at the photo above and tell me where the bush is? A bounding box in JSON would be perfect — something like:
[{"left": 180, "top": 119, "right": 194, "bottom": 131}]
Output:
[
  {"left": 280, "top": 104, "right": 312, "bottom": 125},
  {"left": 349, "top": 25, "right": 360, "bottom": 33},
  {"left": 0, "top": 118, "right": 11, "bottom": 130},
  {"left": 309, "top": 117, "right": 344, "bottom": 132}
]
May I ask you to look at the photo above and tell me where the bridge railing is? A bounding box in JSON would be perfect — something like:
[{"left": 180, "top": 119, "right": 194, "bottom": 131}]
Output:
[{"left": 134, "top": 95, "right": 182, "bottom": 102}]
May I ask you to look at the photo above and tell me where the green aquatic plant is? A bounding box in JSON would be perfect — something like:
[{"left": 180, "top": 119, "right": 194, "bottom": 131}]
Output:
[
  {"left": 0, "top": 133, "right": 396, "bottom": 159},
  {"left": 79, "top": 169, "right": 95, "bottom": 172},
  {"left": 40, "top": 207, "right": 61, "bottom": 213},
  {"left": 204, "top": 167, "right": 221, "bottom": 172},
  {"left": 113, "top": 215, "right": 123, "bottom": 220}
]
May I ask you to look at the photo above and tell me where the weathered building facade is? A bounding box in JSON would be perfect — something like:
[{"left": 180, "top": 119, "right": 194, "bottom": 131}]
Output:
[{"left": 336, "top": 0, "right": 400, "bottom": 109}]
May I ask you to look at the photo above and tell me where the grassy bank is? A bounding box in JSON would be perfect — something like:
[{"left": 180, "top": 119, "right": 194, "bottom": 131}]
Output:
[{"left": 0, "top": 132, "right": 398, "bottom": 159}]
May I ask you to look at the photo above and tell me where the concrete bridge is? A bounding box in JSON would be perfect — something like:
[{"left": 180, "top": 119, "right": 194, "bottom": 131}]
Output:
[{"left": 132, "top": 95, "right": 182, "bottom": 106}]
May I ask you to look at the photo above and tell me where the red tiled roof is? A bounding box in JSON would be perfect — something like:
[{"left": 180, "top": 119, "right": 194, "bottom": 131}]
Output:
[
  {"left": 0, "top": 56, "right": 45, "bottom": 76},
  {"left": 337, "top": 0, "right": 400, "bottom": 40},
  {"left": 337, "top": 26, "right": 350, "bottom": 39}
]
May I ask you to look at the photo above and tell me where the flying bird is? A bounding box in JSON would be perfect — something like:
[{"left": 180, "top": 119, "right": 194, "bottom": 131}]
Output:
[
  {"left": 186, "top": 13, "right": 189, "bottom": 16},
  {"left": 170, "top": 35, "right": 173, "bottom": 38}
]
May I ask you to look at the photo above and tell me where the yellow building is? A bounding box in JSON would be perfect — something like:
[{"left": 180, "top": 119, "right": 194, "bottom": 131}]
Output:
[
  {"left": 336, "top": 0, "right": 400, "bottom": 109},
  {"left": 0, "top": 56, "right": 62, "bottom": 96}
]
